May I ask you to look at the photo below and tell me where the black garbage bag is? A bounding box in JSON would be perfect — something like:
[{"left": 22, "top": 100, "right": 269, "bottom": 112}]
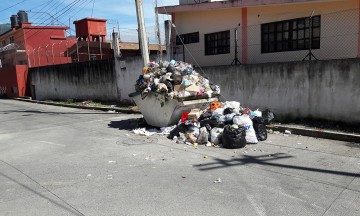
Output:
[
  {"left": 166, "top": 64, "right": 175, "bottom": 72},
  {"left": 222, "top": 125, "right": 247, "bottom": 149},
  {"left": 162, "top": 80, "right": 174, "bottom": 93},
  {"left": 135, "top": 78, "right": 148, "bottom": 92},
  {"left": 262, "top": 109, "right": 275, "bottom": 125},
  {"left": 252, "top": 116, "right": 265, "bottom": 124},
  {"left": 223, "top": 107, "right": 234, "bottom": 115},
  {"left": 168, "top": 123, "right": 191, "bottom": 139},
  {"left": 198, "top": 111, "right": 212, "bottom": 122},
  {"left": 210, "top": 114, "right": 225, "bottom": 128},
  {"left": 200, "top": 119, "right": 212, "bottom": 131},
  {"left": 253, "top": 123, "right": 267, "bottom": 141}
]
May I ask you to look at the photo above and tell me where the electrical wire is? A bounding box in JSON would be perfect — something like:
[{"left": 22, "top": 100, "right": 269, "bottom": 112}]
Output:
[{"left": 0, "top": 0, "right": 27, "bottom": 13}]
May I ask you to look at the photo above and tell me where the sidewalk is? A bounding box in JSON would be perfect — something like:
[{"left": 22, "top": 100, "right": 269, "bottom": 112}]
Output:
[{"left": 12, "top": 97, "right": 360, "bottom": 143}]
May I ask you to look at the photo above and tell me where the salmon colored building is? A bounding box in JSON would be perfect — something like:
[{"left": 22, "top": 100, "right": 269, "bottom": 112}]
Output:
[
  {"left": 158, "top": 0, "right": 360, "bottom": 66},
  {"left": 0, "top": 11, "right": 73, "bottom": 97}
]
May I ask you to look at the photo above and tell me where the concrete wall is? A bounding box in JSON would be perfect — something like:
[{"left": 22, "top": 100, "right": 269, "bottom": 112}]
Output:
[
  {"left": 114, "top": 54, "right": 160, "bottom": 103},
  {"left": 203, "top": 58, "right": 360, "bottom": 123},
  {"left": 30, "top": 59, "right": 118, "bottom": 101}
]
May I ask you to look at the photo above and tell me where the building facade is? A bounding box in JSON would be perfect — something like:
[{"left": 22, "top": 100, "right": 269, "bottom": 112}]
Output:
[
  {"left": 159, "top": 0, "right": 360, "bottom": 66},
  {"left": 0, "top": 13, "right": 112, "bottom": 98}
]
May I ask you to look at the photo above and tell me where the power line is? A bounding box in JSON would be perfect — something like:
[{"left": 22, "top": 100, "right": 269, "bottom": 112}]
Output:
[
  {"left": 91, "top": 0, "right": 95, "bottom": 18},
  {"left": 0, "top": 0, "right": 27, "bottom": 13}
]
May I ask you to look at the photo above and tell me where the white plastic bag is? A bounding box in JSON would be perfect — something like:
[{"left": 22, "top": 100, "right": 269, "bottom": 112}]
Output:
[
  {"left": 233, "top": 115, "right": 258, "bottom": 144},
  {"left": 210, "top": 127, "right": 224, "bottom": 145},
  {"left": 197, "top": 127, "right": 209, "bottom": 144},
  {"left": 213, "top": 108, "right": 225, "bottom": 115},
  {"left": 223, "top": 101, "right": 241, "bottom": 113}
]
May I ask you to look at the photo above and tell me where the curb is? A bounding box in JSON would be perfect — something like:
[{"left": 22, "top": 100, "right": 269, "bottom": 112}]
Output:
[
  {"left": 267, "top": 124, "right": 360, "bottom": 143},
  {"left": 13, "top": 98, "right": 141, "bottom": 115},
  {"left": 10, "top": 98, "right": 360, "bottom": 143}
]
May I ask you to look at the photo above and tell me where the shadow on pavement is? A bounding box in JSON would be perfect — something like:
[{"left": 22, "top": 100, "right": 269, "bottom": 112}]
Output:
[
  {"left": 108, "top": 118, "right": 147, "bottom": 131},
  {"left": 194, "top": 153, "right": 360, "bottom": 178},
  {"left": 0, "top": 172, "right": 84, "bottom": 216}
]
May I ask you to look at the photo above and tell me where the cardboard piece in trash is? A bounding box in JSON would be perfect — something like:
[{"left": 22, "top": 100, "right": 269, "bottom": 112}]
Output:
[
  {"left": 188, "top": 109, "right": 201, "bottom": 120},
  {"left": 174, "top": 85, "right": 184, "bottom": 92},
  {"left": 185, "top": 84, "right": 200, "bottom": 92}
]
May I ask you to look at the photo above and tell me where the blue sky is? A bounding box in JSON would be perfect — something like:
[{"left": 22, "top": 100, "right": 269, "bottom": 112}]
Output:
[{"left": 0, "top": 0, "right": 178, "bottom": 42}]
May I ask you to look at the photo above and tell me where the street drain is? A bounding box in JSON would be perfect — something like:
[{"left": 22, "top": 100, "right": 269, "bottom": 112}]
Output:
[{"left": 117, "top": 136, "right": 159, "bottom": 146}]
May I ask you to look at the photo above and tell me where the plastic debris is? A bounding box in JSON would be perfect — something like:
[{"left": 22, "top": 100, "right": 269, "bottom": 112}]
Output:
[
  {"left": 214, "top": 178, "right": 222, "bottom": 183},
  {"left": 134, "top": 60, "right": 220, "bottom": 99},
  {"left": 285, "top": 130, "right": 292, "bottom": 134},
  {"left": 130, "top": 60, "right": 278, "bottom": 149}
]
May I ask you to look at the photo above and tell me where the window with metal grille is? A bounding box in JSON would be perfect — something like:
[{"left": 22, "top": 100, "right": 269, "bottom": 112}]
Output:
[
  {"left": 205, "top": 30, "right": 230, "bottom": 56},
  {"left": 261, "top": 16, "right": 321, "bottom": 53},
  {"left": 176, "top": 32, "right": 199, "bottom": 45}
]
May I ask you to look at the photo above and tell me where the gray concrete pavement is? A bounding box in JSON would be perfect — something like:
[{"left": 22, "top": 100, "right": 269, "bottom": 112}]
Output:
[{"left": 0, "top": 99, "right": 359, "bottom": 216}]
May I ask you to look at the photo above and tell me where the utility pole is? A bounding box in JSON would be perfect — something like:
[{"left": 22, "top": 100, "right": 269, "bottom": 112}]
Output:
[{"left": 135, "top": 0, "right": 150, "bottom": 67}]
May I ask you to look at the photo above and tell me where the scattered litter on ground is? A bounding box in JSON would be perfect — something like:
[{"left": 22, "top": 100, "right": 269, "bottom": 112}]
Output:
[
  {"left": 203, "top": 155, "right": 208, "bottom": 158},
  {"left": 108, "top": 160, "right": 116, "bottom": 163},
  {"left": 132, "top": 126, "right": 176, "bottom": 136},
  {"left": 285, "top": 130, "right": 292, "bottom": 134},
  {"left": 87, "top": 174, "right": 92, "bottom": 177},
  {"left": 214, "top": 178, "right": 222, "bottom": 183},
  {"left": 297, "top": 143, "right": 302, "bottom": 145},
  {"left": 108, "top": 110, "right": 116, "bottom": 113},
  {"left": 107, "top": 175, "right": 113, "bottom": 180}
]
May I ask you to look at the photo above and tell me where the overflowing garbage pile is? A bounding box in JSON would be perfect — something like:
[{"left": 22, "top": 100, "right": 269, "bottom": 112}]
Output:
[
  {"left": 134, "top": 60, "right": 220, "bottom": 99},
  {"left": 131, "top": 60, "right": 275, "bottom": 149},
  {"left": 167, "top": 101, "right": 275, "bottom": 149}
]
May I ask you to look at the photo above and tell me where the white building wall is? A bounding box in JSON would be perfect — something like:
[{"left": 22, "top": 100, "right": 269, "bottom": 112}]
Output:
[
  {"left": 247, "top": 0, "right": 359, "bottom": 64},
  {"left": 175, "top": 8, "right": 242, "bottom": 66},
  {"left": 174, "top": 0, "right": 359, "bottom": 66}
]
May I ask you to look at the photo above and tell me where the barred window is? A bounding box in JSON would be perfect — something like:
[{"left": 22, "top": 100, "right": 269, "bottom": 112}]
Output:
[
  {"left": 205, "top": 30, "right": 230, "bottom": 56},
  {"left": 261, "top": 16, "right": 320, "bottom": 53},
  {"left": 176, "top": 32, "right": 199, "bottom": 45},
  {"left": 9, "top": 36, "right": 14, "bottom": 44}
]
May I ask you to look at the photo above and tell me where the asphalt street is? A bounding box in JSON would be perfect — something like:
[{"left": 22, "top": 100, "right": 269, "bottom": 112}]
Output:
[{"left": 0, "top": 99, "right": 359, "bottom": 216}]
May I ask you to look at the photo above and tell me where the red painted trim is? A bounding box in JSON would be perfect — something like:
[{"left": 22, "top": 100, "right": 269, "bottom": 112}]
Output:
[{"left": 242, "top": 8, "right": 248, "bottom": 64}]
